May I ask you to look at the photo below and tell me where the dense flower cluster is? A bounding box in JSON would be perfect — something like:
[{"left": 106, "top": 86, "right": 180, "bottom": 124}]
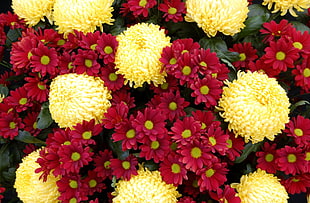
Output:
[{"left": 0, "top": 1, "right": 310, "bottom": 203}]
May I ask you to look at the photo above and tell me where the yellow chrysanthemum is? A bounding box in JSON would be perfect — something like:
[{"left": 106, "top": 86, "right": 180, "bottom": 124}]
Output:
[
  {"left": 53, "top": 0, "right": 114, "bottom": 37},
  {"left": 49, "top": 73, "right": 112, "bottom": 128},
  {"left": 231, "top": 169, "right": 289, "bottom": 203},
  {"left": 112, "top": 166, "right": 181, "bottom": 203},
  {"left": 11, "top": 0, "right": 55, "bottom": 26},
  {"left": 217, "top": 71, "right": 290, "bottom": 143},
  {"left": 263, "top": 0, "right": 310, "bottom": 17},
  {"left": 0, "top": 94, "right": 5, "bottom": 103},
  {"left": 14, "top": 149, "right": 60, "bottom": 203},
  {"left": 185, "top": 0, "right": 249, "bottom": 37},
  {"left": 115, "top": 23, "right": 171, "bottom": 88}
]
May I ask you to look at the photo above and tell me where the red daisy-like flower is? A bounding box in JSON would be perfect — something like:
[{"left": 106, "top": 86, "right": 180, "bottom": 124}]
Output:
[
  {"left": 197, "top": 159, "right": 228, "bottom": 192},
  {"left": 284, "top": 115, "right": 310, "bottom": 147},
  {"left": 158, "top": 0, "right": 186, "bottom": 23},
  {"left": 192, "top": 110, "right": 220, "bottom": 131},
  {"left": 131, "top": 107, "right": 167, "bottom": 142},
  {"left": 173, "top": 52, "right": 198, "bottom": 86},
  {"left": 139, "top": 133, "right": 171, "bottom": 163},
  {"left": 79, "top": 31, "right": 101, "bottom": 51},
  {"left": 190, "top": 76, "right": 223, "bottom": 108},
  {"left": 224, "top": 132, "right": 245, "bottom": 161},
  {"left": 30, "top": 42, "right": 58, "bottom": 77},
  {"left": 211, "top": 63, "right": 229, "bottom": 81},
  {"left": 248, "top": 58, "right": 282, "bottom": 77},
  {"left": 111, "top": 88, "right": 136, "bottom": 109},
  {"left": 127, "top": 0, "right": 157, "bottom": 17},
  {"left": 263, "top": 37, "right": 300, "bottom": 72},
  {"left": 62, "top": 30, "right": 84, "bottom": 51},
  {"left": 0, "top": 71, "right": 14, "bottom": 87},
  {"left": 110, "top": 155, "right": 138, "bottom": 180},
  {"left": 292, "top": 57, "right": 310, "bottom": 92},
  {"left": 58, "top": 143, "right": 93, "bottom": 174},
  {"left": 0, "top": 112, "right": 24, "bottom": 140},
  {"left": 281, "top": 174, "right": 310, "bottom": 195},
  {"left": 70, "top": 119, "right": 102, "bottom": 146},
  {"left": 260, "top": 19, "right": 295, "bottom": 43},
  {"left": 256, "top": 142, "right": 279, "bottom": 174},
  {"left": 46, "top": 128, "right": 72, "bottom": 148},
  {"left": 287, "top": 30, "right": 310, "bottom": 56},
  {"left": 177, "top": 196, "right": 196, "bottom": 203},
  {"left": 150, "top": 74, "right": 179, "bottom": 94},
  {"left": 57, "top": 174, "right": 88, "bottom": 202},
  {"left": 58, "top": 51, "right": 76, "bottom": 75},
  {"left": 209, "top": 185, "right": 241, "bottom": 203},
  {"left": 73, "top": 49, "right": 100, "bottom": 76},
  {"left": 23, "top": 73, "right": 49, "bottom": 102},
  {"left": 192, "top": 48, "right": 222, "bottom": 76},
  {"left": 0, "top": 11, "right": 26, "bottom": 29},
  {"left": 159, "top": 153, "right": 188, "bottom": 186},
  {"left": 96, "top": 33, "right": 118, "bottom": 64},
  {"left": 182, "top": 172, "right": 201, "bottom": 197},
  {"left": 93, "top": 149, "right": 114, "bottom": 180},
  {"left": 23, "top": 111, "right": 41, "bottom": 137},
  {"left": 170, "top": 116, "right": 202, "bottom": 145},
  {"left": 23, "top": 143, "right": 37, "bottom": 155},
  {"left": 99, "top": 64, "right": 124, "bottom": 91},
  {"left": 275, "top": 146, "right": 307, "bottom": 175},
  {"left": 160, "top": 45, "right": 180, "bottom": 73},
  {"left": 81, "top": 170, "right": 106, "bottom": 196},
  {"left": 157, "top": 90, "right": 190, "bottom": 121},
  {"left": 5, "top": 86, "right": 33, "bottom": 112},
  {"left": 27, "top": 28, "right": 64, "bottom": 49},
  {"left": 229, "top": 42, "right": 258, "bottom": 69},
  {"left": 203, "top": 124, "right": 229, "bottom": 156},
  {"left": 102, "top": 102, "right": 129, "bottom": 129}
]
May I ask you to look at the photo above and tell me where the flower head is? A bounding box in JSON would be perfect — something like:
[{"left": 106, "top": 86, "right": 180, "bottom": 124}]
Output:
[
  {"left": 262, "top": 0, "right": 310, "bottom": 17},
  {"left": 231, "top": 169, "right": 289, "bottom": 203},
  {"left": 185, "top": 0, "right": 249, "bottom": 37},
  {"left": 49, "top": 73, "right": 111, "bottom": 128},
  {"left": 14, "top": 148, "right": 60, "bottom": 203},
  {"left": 217, "top": 71, "right": 290, "bottom": 143},
  {"left": 115, "top": 23, "right": 171, "bottom": 88},
  {"left": 112, "top": 165, "right": 181, "bottom": 203}
]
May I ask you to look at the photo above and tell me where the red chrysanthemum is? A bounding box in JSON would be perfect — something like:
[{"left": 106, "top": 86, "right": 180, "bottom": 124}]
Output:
[
  {"left": 248, "top": 58, "right": 282, "bottom": 77},
  {"left": 73, "top": 49, "right": 100, "bottom": 76},
  {"left": 23, "top": 111, "right": 41, "bottom": 137},
  {"left": 4, "top": 86, "right": 33, "bottom": 112},
  {"left": 99, "top": 64, "right": 124, "bottom": 91},
  {"left": 203, "top": 124, "right": 229, "bottom": 156},
  {"left": 260, "top": 19, "right": 295, "bottom": 43},
  {"left": 275, "top": 146, "right": 307, "bottom": 175},
  {"left": 58, "top": 51, "right": 76, "bottom": 75},
  {"left": 177, "top": 196, "right": 196, "bottom": 203},
  {"left": 110, "top": 155, "right": 138, "bottom": 180},
  {"left": 287, "top": 30, "right": 310, "bottom": 56},
  {"left": 192, "top": 48, "right": 222, "bottom": 76},
  {"left": 284, "top": 115, "right": 310, "bottom": 148},
  {"left": 173, "top": 52, "right": 199, "bottom": 86},
  {"left": 93, "top": 149, "right": 114, "bottom": 180},
  {"left": 209, "top": 185, "right": 241, "bottom": 203},
  {"left": 0, "top": 112, "right": 24, "bottom": 140},
  {"left": 224, "top": 132, "right": 245, "bottom": 161},
  {"left": 70, "top": 119, "right": 102, "bottom": 146},
  {"left": 27, "top": 28, "right": 64, "bottom": 49},
  {"left": 111, "top": 89, "right": 136, "bottom": 109},
  {"left": 158, "top": 0, "right": 186, "bottom": 23},
  {"left": 182, "top": 172, "right": 200, "bottom": 197},
  {"left": 30, "top": 42, "right": 58, "bottom": 77},
  {"left": 46, "top": 128, "right": 72, "bottom": 149},
  {"left": 229, "top": 42, "right": 258, "bottom": 69},
  {"left": 256, "top": 142, "right": 279, "bottom": 174},
  {"left": 79, "top": 31, "right": 101, "bottom": 51},
  {"left": 191, "top": 110, "right": 220, "bottom": 131},
  {"left": 57, "top": 174, "right": 88, "bottom": 202},
  {"left": 127, "top": 0, "right": 157, "bottom": 17},
  {"left": 150, "top": 75, "right": 179, "bottom": 94},
  {"left": 102, "top": 102, "right": 129, "bottom": 129},
  {"left": 81, "top": 170, "right": 106, "bottom": 196},
  {"left": 0, "top": 11, "right": 26, "bottom": 29},
  {"left": 292, "top": 56, "right": 310, "bottom": 92},
  {"left": 281, "top": 174, "right": 310, "bottom": 195},
  {"left": 190, "top": 76, "right": 223, "bottom": 108},
  {"left": 96, "top": 33, "right": 118, "bottom": 64},
  {"left": 23, "top": 73, "right": 49, "bottom": 102},
  {"left": 0, "top": 71, "right": 14, "bottom": 87}
]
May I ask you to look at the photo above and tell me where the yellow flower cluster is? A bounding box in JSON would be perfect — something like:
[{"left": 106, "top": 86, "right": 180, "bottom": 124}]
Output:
[
  {"left": 112, "top": 166, "right": 181, "bottom": 203},
  {"left": 185, "top": 0, "right": 249, "bottom": 37},
  {"left": 263, "top": 0, "right": 310, "bottom": 17},
  {"left": 115, "top": 23, "right": 171, "bottom": 88},
  {"left": 232, "top": 169, "right": 289, "bottom": 203},
  {"left": 49, "top": 73, "right": 112, "bottom": 128},
  {"left": 217, "top": 71, "right": 290, "bottom": 143},
  {"left": 14, "top": 149, "right": 60, "bottom": 203}
]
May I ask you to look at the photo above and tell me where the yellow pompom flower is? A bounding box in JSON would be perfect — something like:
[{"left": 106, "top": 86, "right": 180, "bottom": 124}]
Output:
[
  {"left": 231, "top": 169, "right": 289, "bottom": 203},
  {"left": 115, "top": 23, "right": 171, "bottom": 88},
  {"left": 262, "top": 0, "right": 310, "bottom": 17},
  {"left": 12, "top": 0, "right": 55, "bottom": 26},
  {"left": 112, "top": 166, "right": 181, "bottom": 203},
  {"left": 185, "top": 0, "right": 249, "bottom": 37},
  {"left": 49, "top": 73, "right": 112, "bottom": 128},
  {"left": 217, "top": 71, "right": 290, "bottom": 143},
  {"left": 53, "top": 0, "right": 114, "bottom": 37},
  {"left": 14, "top": 149, "right": 60, "bottom": 203}
]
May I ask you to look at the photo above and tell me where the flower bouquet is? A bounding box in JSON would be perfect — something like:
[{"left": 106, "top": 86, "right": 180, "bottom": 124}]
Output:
[{"left": 0, "top": 0, "right": 310, "bottom": 202}]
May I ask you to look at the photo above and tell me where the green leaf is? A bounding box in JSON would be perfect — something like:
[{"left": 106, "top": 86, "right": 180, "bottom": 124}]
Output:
[
  {"left": 0, "top": 84, "right": 9, "bottom": 97},
  {"left": 14, "top": 130, "right": 46, "bottom": 144},
  {"left": 0, "top": 144, "right": 10, "bottom": 173},
  {"left": 290, "top": 100, "right": 310, "bottom": 113},
  {"left": 290, "top": 21, "right": 310, "bottom": 33},
  {"left": 37, "top": 102, "right": 54, "bottom": 129},
  {"left": 109, "top": 139, "right": 129, "bottom": 160},
  {"left": 234, "top": 142, "right": 263, "bottom": 163},
  {"left": 6, "top": 28, "right": 22, "bottom": 46},
  {"left": 247, "top": 4, "right": 270, "bottom": 18}
]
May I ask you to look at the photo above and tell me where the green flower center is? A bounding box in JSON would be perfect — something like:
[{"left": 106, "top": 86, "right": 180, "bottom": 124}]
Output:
[
  {"left": 151, "top": 141, "right": 160, "bottom": 150},
  {"left": 276, "top": 51, "right": 286, "bottom": 60},
  {"left": 293, "top": 42, "right": 303, "bottom": 50},
  {"left": 212, "top": 73, "right": 217, "bottom": 78},
  {"left": 69, "top": 198, "right": 77, "bottom": 203},
  {"left": 287, "top": 154, "right": 297, "bottom": 163},
  {"left": 226, "top": 139, "right": 232, "bottom": 148},
  {"left": 89, "top": 179, "right": 97, "bottom": 188},
  {"left": 33, "top": 121, "right": 37, "bottom": 129},
  {"left": 201, "top": 122, "right": 206, "bottom": 130},
  {"left": 171, "top": 163, "right": 181, "bottom": 174},
  {"left": 90, "top": 44, "right": 97, "bottom": 50},
  {"left": 239, "top": 53, "right": 246, "bottom": 61},
  {"left": 192, "top": 180, "right": 198, "bottom": 188},
  {"left": 209, "top": 137, "right": 216, "bottom": 146},
  {"left": 200, "top": 61, "right": 207, "bottom": 67},
  {"left": 37, "top": 82, "right": 46, "bottom": 90},
  {"left": 82, "top": 131, "right": 92, "bottom": 139},
  {"left": 57, "top": 39, "right": 65, "bottom": 46},
  {"left": 265, "top": 153, "right": 274, "bottom": 162},
  {"left": 169, "top": 58, "right": 177, "bottom": 65},
  {"left": 126, "top": 129, "right": 136, "bottom": 139},
  {"left": 170, "top": 142, "right": 177, "bottom": 151},
  {"left": 205, "top": 168, "right": 215, "bottom": 177},
  {"left": 169, "top": 102, "right": 177, "bottom": 111},
  {"left": 104, "top": 161, "right": 111, "bottom": 169},
  {"left": 182, "top": 66, "right": 191, "bottom": 75},
  {"left": 71, "top": 152, "right": 81, "bottom": 161},
  {"left": 68, "top": 62, "right": 74, "bottom": 69},
  {"left": 303, "top": 68, "right": 310, "bottom": 77},
  {"left": 69, "top": 180, "right": 78, "bottom": 189},
  {"left": 122, "top": 161, "right": 130, "bottom": 170},
  {"left": 292, "top": 178, "right": 300, "bottom": 182},
  {"left": 104, "top": 46, "right": 113, "bottom": 54},
  {"left": 27, "top": 52, "right": 32, "bottom": 60},
  {"left": 9, "top": 122, "right": 16, "bottom": 129},
  {"left": 19, "top": 98, "right": 27, "bottom": 105},
  {"left": 109, "top": 73, "right": 118, "bottom": 81},
  {"left": 191, "top": 147, "right": 202, "bottom": 158},
  {"left": 85, "top": 59, "right": 93, "bottom": 68},
  {"left": 200, "top": 85, "right": 209, "bottom": 95},
  {"left": 168, "top": 7, "right": 177, "bottom": 15},
  {"left": 40, "top": 55, "right": 50, "bottom": 65},
  {"left": 161, "top": 82, "right": 169, "bottom": 90},
  {"left": 294, "top": 128, "right": 303, "bottom": 136},
  {"left": 182, "top": 129, "right": 191, "bottom": 138},
  {"left": 63, "top": 141, "right": 71, "bottom": 145},
  {"left": 305, "top": 152, "right": 310, "bottom": 161},
  {"left": 139, "top": 0, "right": 147, "bottom": 7},
  {"left": 144, "top": 120, "right": 154, "bottom": 130}
]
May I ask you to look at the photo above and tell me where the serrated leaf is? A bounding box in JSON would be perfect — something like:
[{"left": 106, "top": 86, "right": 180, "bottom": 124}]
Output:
[
  {"left": 290, "top": 21, "right": 310, "bottom": 33},
  {"left": 0, "top": 84, "right": 9, "bottom": 97},
  {"left": 290, "top": 100, "right": 310, "bottom": 113},
  {"left": 37, "top": 102, "right": 54, "bottom": 129},
  {"left": 14, "top": 130, "right": 46, "bottom": 144},
  {"left": 234, "top": 142, "right": 263, "bottom": 163}
]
